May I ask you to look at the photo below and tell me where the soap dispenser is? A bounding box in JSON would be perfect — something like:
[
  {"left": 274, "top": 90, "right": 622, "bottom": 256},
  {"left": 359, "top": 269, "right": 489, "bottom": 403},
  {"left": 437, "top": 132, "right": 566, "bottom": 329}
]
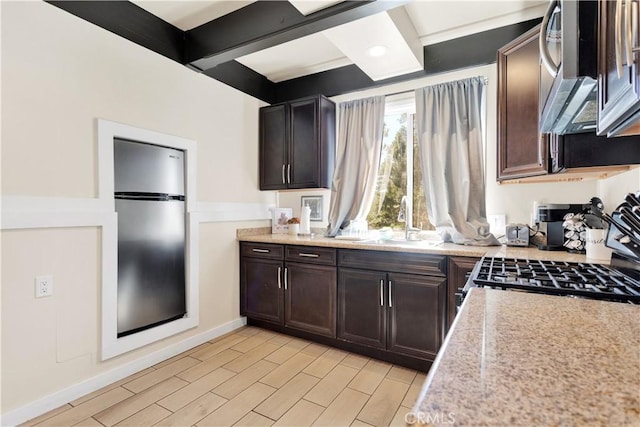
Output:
[{"left": 300, "top": 204, "right": 311, "bottom": 235}]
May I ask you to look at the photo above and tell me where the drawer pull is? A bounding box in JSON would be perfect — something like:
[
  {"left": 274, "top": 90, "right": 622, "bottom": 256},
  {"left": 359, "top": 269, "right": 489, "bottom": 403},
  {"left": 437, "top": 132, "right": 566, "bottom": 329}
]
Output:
[
  {"left": 252, "top": 248, "right": 270, "bottom": 253},
  {"left": 380, "top": 280, "right": 384, "bottom": 306},
  {"left": 298, "top": 253, "right": 319, "bottom": 258},
  {"left": 277, "top": 267, "right": 282, "bottom": 289},
  {"left": 284, "top": 267, "right": 288, "bottom": 290},
  {"left": 388, "top": 280, "right": 393, "bottom": 308}
]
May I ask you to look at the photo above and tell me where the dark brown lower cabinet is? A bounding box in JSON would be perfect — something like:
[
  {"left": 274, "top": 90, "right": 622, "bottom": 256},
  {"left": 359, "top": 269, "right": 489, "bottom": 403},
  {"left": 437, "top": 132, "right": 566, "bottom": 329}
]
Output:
[
  {"left": 387, "top": 273, "right": 446, "bottom": 359},
  {"left": 241, "top": 257, "right": 284, "bottom": 324},
  {"left": 241, "top": 243, "right": 450, "bottom": 369},
  {"left": 240, "top": 242, "right": 337, "bottom": 338},
  {"left": 285, "top": 262, "right": 336, "bottom": 337},
  {"left": 337, "top": 251, "right": 447, "bottom": 361},
  {"left": 337, "top": 268, "right": 386, "bottom": 349},
  {"left": 447, "top": 257, "right": 479, "bottom": 330}
]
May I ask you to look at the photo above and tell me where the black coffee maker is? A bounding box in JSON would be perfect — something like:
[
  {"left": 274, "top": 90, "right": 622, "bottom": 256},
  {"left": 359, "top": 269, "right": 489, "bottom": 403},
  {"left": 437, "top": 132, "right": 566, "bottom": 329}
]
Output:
[{"left": 536, "top": 204, "right": 585, "bottom": 250}]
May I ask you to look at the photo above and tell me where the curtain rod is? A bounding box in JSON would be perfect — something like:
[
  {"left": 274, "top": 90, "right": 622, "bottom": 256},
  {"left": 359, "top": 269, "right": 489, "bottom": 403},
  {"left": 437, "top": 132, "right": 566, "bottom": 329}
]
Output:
[{"left": 385, "top": 78, "right": 489, "bottom": 98}]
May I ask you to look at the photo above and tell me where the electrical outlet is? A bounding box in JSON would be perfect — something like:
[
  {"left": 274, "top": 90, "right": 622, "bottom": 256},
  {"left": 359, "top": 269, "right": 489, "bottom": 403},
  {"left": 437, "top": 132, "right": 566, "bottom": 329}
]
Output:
[{"left": 35, "top": 275, "right": 53, "bottom": 298}]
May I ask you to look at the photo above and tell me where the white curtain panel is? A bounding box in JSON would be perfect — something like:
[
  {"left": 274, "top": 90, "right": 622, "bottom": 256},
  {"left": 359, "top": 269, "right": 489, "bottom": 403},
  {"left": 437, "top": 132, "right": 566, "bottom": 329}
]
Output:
[
  {"left": 415, "top": 77, "right": 499, "bottom": 245},
  {"left": 327, "top": 95, "right": 386, "bottom": 236}
]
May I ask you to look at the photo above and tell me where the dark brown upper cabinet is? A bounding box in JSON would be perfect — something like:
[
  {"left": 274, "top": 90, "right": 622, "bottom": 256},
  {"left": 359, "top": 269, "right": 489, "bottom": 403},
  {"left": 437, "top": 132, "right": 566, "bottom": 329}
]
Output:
[
  {"left": 259, "top": 95, "right": 336, "bottom": 190},
  {"left": 597, "top": 0, "right": 640, "bottom": 137},
  {"left": 497, "top": 24, "right": 550, "bottom": 181}
]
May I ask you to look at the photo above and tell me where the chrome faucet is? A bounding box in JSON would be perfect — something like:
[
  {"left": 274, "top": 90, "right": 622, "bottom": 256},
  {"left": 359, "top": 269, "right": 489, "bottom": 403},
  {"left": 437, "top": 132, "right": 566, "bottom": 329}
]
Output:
[{"left": 398, "top": 195, "right": 421, "bottom": 240}]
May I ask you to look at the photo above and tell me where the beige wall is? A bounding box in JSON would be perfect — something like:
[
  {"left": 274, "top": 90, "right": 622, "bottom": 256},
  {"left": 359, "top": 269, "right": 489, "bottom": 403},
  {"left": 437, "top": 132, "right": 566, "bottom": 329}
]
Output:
[{"left": 1, "top": 1, "right": 272, "bottom": 414}]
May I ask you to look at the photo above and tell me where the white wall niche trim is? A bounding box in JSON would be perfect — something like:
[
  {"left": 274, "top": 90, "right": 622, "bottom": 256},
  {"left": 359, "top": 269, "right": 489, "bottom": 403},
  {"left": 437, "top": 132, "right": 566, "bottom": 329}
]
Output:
[
  {"left": 0, "top": 196, "right": 274, "bottom": 230},
  {"left": 97, "top": 119, "right": 199, "bottom": 360},
  {"left": 0, "top": 318, "right": 247, "bottom": 427}
]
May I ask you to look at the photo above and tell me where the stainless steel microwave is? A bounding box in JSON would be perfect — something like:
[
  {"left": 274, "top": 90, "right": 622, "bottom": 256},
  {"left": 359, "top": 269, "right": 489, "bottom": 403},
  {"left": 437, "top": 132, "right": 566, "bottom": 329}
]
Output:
[{"left": 539, "top": 0, "right": 599, "bottom": 134}]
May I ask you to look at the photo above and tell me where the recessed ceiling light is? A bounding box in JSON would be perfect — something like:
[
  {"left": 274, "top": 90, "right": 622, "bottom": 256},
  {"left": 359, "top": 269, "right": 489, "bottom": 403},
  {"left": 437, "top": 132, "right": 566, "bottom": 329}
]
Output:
[{"left": 367, "top": 45, "right": 388, "bottom": 57}]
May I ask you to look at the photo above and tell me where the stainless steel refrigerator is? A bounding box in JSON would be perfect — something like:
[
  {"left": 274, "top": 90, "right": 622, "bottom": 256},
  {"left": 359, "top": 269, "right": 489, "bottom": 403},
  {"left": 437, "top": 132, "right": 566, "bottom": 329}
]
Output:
[{"left": 114, "top": 138, "right": 186, "bottom": 337}]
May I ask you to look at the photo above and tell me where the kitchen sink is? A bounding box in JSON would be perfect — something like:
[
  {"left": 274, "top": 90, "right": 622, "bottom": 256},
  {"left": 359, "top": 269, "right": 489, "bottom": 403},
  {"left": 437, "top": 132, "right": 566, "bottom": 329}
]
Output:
[{"left": 358, "top": 238, "right": 443, "bottom": 247}]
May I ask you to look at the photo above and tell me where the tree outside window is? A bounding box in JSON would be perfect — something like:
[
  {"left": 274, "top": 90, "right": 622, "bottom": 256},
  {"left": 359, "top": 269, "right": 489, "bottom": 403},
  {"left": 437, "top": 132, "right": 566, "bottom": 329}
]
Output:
[{"left": 367, "top": 110, "right": 433, "bottom": 231}]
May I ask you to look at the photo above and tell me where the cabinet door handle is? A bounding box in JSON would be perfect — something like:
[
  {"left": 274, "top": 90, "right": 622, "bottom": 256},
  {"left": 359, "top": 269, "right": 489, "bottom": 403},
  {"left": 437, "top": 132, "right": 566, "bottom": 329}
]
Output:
[
  {"left": 282, "top": 164, "right": 286, "bottom": 185},
  {"left": 616, "top": 0, "right": 625, "bottom": 78},
  {"left": 388, "top": 280, "right": 393, "bottom": 308},
  {"left": 298, "top": 253, "right": 319, "bottom": 258},
  {"left": 538, "top": 135, "right": 544, "bottom": 167},
  {"left": 628, "top": 0, "right": 640, "bottom": 59},
  {"left": 625, "top": 0, "right": 634, "bottom": 65},
  {"left": 539, "top": 0, "right": 559, "bottom": 78},
  {"left": 284, "top": 267, "right": 288, "bottom": 290},
  {"left": 287, "top": 164, "right": 291, "bottom": 184},
  {"left": 277, "top": 266, "right": 282, "bottom": 289},
  {"left": 380, "top": 280, "right": 384, "bottom": 307},
  {"left": 252, "top": 248, "right": 270, "bottom": 253}
]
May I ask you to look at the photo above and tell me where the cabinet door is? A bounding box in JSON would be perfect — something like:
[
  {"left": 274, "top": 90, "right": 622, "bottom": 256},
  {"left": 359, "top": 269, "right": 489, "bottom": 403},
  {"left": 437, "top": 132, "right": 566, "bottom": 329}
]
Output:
[
  {"left": 260, "top": 104, "right": 288, "bottom": 190},
  {"left": 597, "top": 0, "right": 640, "bottom": 136},
  {"left": 240, "top": 257, "right": 284, "bottom": 324},
  {"left": 289, "top": 98, "right": 320, "bottom": 189},
  {"left": 387, "top": 273, "right": 446, "bottom": 359},
  {"left": 497, "top": 25, "right": 549, "bottom": 180},
  {"left": 285, "top": 262, "right": 337, "bottom": 337},
  {"left": 447, "top": 257, "right": 479, "bottom": 330},
  {"left": 337, "top": 268, "right": 386, "bottom": 349}
]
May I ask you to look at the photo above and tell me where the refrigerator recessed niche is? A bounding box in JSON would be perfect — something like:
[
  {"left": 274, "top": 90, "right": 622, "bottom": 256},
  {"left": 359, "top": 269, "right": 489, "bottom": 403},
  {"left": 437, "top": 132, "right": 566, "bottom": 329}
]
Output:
[{"left": 114, "top": 139, "right": 187, "bottom": 337}]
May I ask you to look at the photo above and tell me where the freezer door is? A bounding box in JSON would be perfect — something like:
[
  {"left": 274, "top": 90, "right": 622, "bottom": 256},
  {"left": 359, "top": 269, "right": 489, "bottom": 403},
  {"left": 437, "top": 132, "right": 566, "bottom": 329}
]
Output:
[
  {"left": 116, "top": 198, "right": 186, "bottom": 336},
  {"left": 114, "top": 138, "right": 185, "bottom": 196}
]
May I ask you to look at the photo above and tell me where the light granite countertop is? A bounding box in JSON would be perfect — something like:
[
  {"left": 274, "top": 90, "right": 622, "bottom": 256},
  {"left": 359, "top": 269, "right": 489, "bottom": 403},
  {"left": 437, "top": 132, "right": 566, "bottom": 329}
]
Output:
[
  {"left": 410, "top": 288, "right": 640, "bottom": 426},
  {"left": 237, "top": 228, "right": 607, "bottom": 263}
]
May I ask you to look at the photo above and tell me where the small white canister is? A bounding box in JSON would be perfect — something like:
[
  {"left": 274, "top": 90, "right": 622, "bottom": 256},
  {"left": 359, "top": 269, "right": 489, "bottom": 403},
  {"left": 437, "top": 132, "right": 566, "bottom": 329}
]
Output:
[
  {"left": 585, "top": 228, "right": 612, "bottom": 261},
  {"left": 288, "top": 223, "right": 299, "bottom": 235}
]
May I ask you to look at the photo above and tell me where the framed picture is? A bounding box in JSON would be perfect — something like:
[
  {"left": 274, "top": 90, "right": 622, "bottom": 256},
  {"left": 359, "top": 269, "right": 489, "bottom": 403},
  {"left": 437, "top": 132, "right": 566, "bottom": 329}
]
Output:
[
  {"left": 272, "top": 207, "right": 293, "bottom": 234},
  {"left": 301, "top": 195, "right": 323, "bottom": 221}
]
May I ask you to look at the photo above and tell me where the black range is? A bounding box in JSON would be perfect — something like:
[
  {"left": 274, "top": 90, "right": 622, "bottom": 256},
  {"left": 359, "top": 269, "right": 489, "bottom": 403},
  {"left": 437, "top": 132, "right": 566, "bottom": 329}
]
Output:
[{"left": 465, "top": 256, "right": 640, "bottom": 304}]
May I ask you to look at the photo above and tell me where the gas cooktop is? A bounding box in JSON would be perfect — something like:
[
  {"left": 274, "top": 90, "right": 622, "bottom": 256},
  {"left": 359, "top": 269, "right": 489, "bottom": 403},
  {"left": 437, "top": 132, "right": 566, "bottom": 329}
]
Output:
[{"left": 468, "top": 257, "right": 640, "bottom": 304}]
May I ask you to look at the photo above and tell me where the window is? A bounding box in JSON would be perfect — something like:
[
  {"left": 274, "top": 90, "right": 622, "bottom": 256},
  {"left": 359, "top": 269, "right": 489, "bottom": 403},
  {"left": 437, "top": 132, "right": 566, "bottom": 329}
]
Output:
[{"left": 367, "top": 95, "right": 433, "bottom": 231}]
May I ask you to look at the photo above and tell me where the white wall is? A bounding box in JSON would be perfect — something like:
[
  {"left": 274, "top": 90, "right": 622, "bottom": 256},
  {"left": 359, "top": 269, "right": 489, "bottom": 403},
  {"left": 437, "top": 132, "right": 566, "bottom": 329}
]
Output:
[
  {"left": 1, "top": 1, "right": 274, "bottom": 418},
  {"left": 597, "top": 168, "right": 640, "bottom": 210},
  {"left": 277, "top": 64, "right": 601, "bottom": 231}
]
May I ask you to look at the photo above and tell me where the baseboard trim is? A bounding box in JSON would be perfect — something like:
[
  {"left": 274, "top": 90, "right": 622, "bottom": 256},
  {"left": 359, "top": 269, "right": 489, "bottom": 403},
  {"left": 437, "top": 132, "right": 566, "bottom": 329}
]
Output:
[{"left": 0, "top": 317, "right": 247, "bottom": 427}]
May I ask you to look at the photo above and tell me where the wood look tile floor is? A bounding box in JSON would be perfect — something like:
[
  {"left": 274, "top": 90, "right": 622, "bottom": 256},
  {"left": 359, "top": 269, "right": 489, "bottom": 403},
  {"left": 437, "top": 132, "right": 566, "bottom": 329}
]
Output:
[{"left": 23, "top": 327, "right": 427, "bottom": 427}]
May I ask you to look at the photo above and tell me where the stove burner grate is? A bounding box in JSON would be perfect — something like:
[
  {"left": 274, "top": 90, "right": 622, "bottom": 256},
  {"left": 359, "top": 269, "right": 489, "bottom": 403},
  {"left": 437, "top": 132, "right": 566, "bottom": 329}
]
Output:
[{"left": 471, "top": 257, "right": 640, "bottom": 303}]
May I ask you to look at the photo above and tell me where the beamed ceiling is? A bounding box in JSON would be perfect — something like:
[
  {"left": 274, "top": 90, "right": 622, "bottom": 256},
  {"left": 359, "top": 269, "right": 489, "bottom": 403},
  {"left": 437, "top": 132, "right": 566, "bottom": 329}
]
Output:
[{"left": 46, "top": 1, "right": 545, "bottom": 104}]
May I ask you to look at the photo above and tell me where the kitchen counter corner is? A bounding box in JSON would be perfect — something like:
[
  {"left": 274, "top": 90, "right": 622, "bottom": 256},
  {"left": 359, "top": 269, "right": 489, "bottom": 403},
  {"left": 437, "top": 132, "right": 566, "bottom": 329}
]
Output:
[{"left": 411, "top": 288, "right": 640, "bottom": 426}]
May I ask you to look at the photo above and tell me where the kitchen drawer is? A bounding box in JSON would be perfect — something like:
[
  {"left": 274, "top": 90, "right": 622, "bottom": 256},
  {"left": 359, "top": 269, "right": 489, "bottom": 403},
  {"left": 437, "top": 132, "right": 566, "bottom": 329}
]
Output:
[
  {"left": 338, "top": 249, "right": 446, "bottom": 277},
  {"left": 285, "top": 245, "right": 336, "bottom": 266},
  {"left": 241, "top": 242, "right": 284, "bottom": 260}
]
